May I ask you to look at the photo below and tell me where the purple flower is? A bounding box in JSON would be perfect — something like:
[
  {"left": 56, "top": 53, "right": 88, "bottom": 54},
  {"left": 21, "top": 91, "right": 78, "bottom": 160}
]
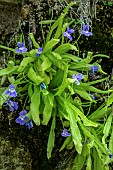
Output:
[
  {"left": 61, "top": 129, "right": 71, "bottom": 137},
  {"left": 109, "top": 154, "right": 113, "bottom": 158},
  {"left": 72, "top": 73, "right": 84, "bottom": 85},
  {"left": 16, "top": 42, "right": 28, "bottom": 54},
  {"left": 4, "top": 84, "right": 17, "bottom": 97},
  {"left": 25, "top": 120, "right": 33, "bottom": 129},
  {"left": 80, "top": 24, "right": 93, "bottom": 36},
  {"left": 5, "top": 99, "right": 18, "bottom": 112},
  {"left": 15, "top": 110, "right": 33, "bottom": 129},
  {"left": 36, "top": 47, "right": 43, "bottom": 57},
  {"left": 63, "top": 27, "right": 75, "bottom": 41},
  {"left": 90, "top": 66, "right": 98, "bottom": 74},
  {"left": 41, "top": 82, "right": 46, "bottom": 90},
  {"left": 15, "top": 110, "right": 28, "bottom": 125}
]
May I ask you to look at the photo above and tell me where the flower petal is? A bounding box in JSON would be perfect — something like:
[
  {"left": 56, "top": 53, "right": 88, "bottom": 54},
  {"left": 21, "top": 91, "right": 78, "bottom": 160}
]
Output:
[
  {"left": 17, "top": 42, "right": 24, "bottom": 48},
  {"left": 63, "top": 32, "right": 73, "bottom": 41},
  {"left": 67, "top": 27, "right": 75, "bottom": 34},
  {"left": 83, "top": 24, "right": 89, "bottom": 31},
  {"left": 76, "top": 73, "right": 84, "bottom": 80}
]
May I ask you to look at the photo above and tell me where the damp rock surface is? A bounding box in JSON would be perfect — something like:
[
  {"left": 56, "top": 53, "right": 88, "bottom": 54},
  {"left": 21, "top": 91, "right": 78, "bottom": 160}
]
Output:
[
  {"left": 0, "top": 136, "right": 32, "bottom": 170},
  {"left": 0, "top": 2, "right": 20, "bottom": 37}
]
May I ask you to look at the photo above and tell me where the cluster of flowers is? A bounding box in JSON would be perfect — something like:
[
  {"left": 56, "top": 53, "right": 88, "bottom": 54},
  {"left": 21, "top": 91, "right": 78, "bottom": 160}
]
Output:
[
  {"left": 4, "top": 82, "right": 47, "bottom": 129},
  {"left": 4, "top": 84, "right": 33, "bottom": 129}
]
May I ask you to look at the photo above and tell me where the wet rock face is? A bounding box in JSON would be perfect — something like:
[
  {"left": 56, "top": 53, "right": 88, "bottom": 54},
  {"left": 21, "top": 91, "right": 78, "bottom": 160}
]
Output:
[
  {"left": 0, "top": 2, "right": 20, "bottom": 37},
  {"left": 0, "top": 0, "right": 21, "bottom": 3},
  {"left": 0, "top": 136, "right": 32, "bottom": 170}
]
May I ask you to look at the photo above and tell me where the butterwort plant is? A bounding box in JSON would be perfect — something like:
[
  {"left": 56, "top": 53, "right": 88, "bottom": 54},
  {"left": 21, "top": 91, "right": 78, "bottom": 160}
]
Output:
[{"left": 0, "top": 2, "right": 112, "bottom": 169}]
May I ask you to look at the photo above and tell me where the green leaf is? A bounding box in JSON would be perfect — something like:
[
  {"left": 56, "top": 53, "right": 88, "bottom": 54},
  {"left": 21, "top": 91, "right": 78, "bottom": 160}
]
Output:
[
  {"left": 0, "top": 66, "right": 18, "bottom": 76},
  {"left": 91, "top": 129, "right": 108, "bottom": 155},
  {"left": 57, "top": 100, "right": 69, "bottom": 120},
  {"left": 67, "top": 102, "right": 98, "bottom": 127},
  {"left": 55, "top": 65, "right": 68, "bottom": 96},
  {"left": 80, "top": 84, "right": 113, "bottom": 94},
  {"left": 93, "top": 54, "right": 109, "bottom": 59},
  {"left": 47, "top": 111, "right": 56, "bottom": 159},
  {"left": 75, "top": 89, "right": 92, "bottom": 101},
  {"left": 0, "top": 45, "right": 15, "bottom": 52},
  {"left": 42, "top": 57, "right": 52, "bottom": 71},
  {"left": 27, "top": 67, "right": 44, "bottom": 85},
  {"left": 66, "top": 140, "right": 74, "bottom": 150},
  {"left": 72, "top": 154, "right": 85, "bottom": 170},
  {"left": 59, "top": 136, "right": 71, "bottom": 152},
  {"left": 82, "top": 52, "right": 109, "bottom": 64},
  {"left": 46, "top": 16, "right": 63, "bottom": 42},
  {"left": 1, "top": 75, "right": 6, "bottom": 85},
  {"left": 107, "top": 93, "right": 113, "bottom": 107},
  {"left": 62, "top": 54, "right": 82, "bottom": 62},
  {"left": 39, "top": 20, "right": 55, "bottom": 24},
  {"left": 51, "top": 52, "right": 62, "bottom": 60},
  {"left": 87, "top": 77, "right": 109, "bottom": 86},
  {"left": 93, "top": 148, "right": 104, "bottom": 170},
  {"left": 0, "top": 88, "right": 7, "bottom": 109},
  {"left": 102, "top": 114, "right": 112, "bottom": 145},
  {"left": 43, "top": 39, "right": 60, "bottom": 53},
  {"left": 103, "top": 114, "right": 112, "bottom": 136},
  {"left": 64, "top": 101, "right": 82, "bottom": 154},
  {"left": 29, "top": 33, "right": 39, "bottom": 48},
  {"left": 86, "top": 154, "right": 92, "bottom": 170},
  {"left": 18, "top": 57, "right": 36, "bottom": 72},
  {"left": 30, "top": 86, "right": 40, "bottom": 125},
  {"left": 69, "top": 62, "right": 89, "bottom": 70},
  {"left": 42, "top": 92, "right": 54, "bottom": 125},
  {"left": 54, "top": 13, "right": 64, "bottom": 39},
  {"left": 78, "top": 120, "right": 95, "bottom": 141},
  {"left": 54, "top": 43, "right": 78, "bottom": 54},
  {"left": 109, "top": 126, "right": 113, "bottom": 153},
  {"left": 46, "top": 53, "right": 63, "bottom": 69},
  {"left": 63, "top": 2, "right": 76, "bottom": 14},
  {"left": 82, "top": 142, "right": 90, "bottom": 157},
  {"left": 28, "top": 84, "right": 33, "bottom": 98},
  {"left": 88, "top": 105, "right": 109, "bottom": 121}
]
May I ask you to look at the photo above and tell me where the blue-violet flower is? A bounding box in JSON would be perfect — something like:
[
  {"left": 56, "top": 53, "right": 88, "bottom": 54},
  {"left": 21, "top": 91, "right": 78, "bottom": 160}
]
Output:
[
  {"left": 72, "top": 73, "right": 84, "bottom": 85},
  {"left": 4, "top": 84, "right": 17, "bottom": 97},
  {"left": 41, "top": 82, "right": 46, "bottom": 90},
  {"left": 61, "top": 129, "right": 71, "bottom": 137},
  {"left": 5, "top": 99, "right": 18, "bottom": 112},
  {"left": 63, "top": 27, "right": 74, "bottom": 41},
  {"left": 36, "top": 47, "right": 43, "bottom": 57},
  {"left": 25, "top": 120, "right": 33, "bottom": 129},
  {"left": 80, "top": 24, "right": 93, "bottom": 36},
  {"left": 15, "top": 110, "right": 33, "bottom": 129},
  {"left": 90, "top": 66, "right": 98, "bottom": 74},
  {"left": 16, "top": 42, "right": 28, "bottom": 54},
  {"left": 109, "top": 154, "right": 113, "bottom": 158}
]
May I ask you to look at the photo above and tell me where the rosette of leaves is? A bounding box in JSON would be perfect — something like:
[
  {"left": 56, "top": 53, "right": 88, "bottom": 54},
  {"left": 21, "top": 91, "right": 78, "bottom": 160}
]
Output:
[{"left": 0, "top": 2, "right": 113, "bottom": 169}]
